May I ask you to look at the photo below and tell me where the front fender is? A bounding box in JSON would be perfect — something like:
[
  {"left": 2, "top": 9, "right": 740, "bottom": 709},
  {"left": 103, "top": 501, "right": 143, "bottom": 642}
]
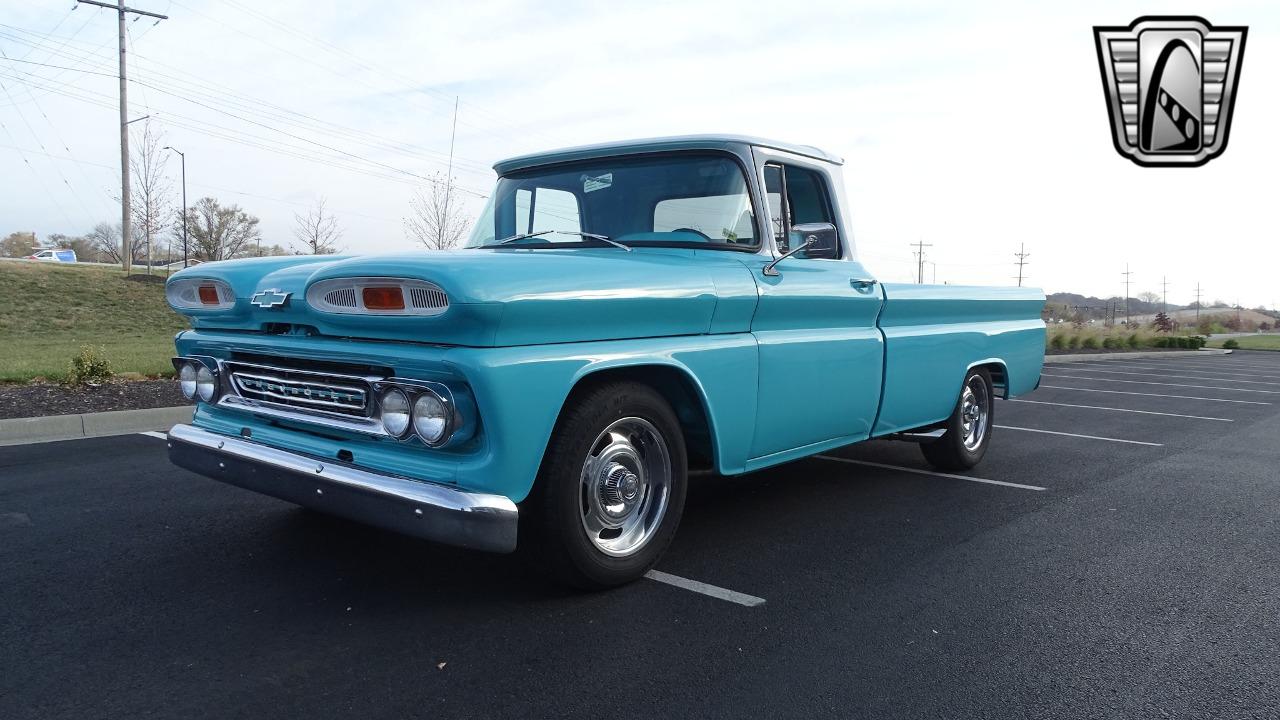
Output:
[{"left": 447, "top": 333, "right": 759, "bottom": 501}]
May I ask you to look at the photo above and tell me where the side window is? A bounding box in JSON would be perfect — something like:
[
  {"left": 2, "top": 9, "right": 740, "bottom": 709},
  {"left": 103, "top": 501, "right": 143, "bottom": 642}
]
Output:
[{"left": 763, "top": 163, "right": 840, "bottom": 258}]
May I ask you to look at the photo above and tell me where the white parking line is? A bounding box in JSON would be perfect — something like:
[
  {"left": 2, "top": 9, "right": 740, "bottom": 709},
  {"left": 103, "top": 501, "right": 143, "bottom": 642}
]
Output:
[
  {"left": 994, "top": 425, "right": 1162, "bottom": 446},
  {"left": 1004, "top": 398, "right": 1232, "bottom": 422},
  {"left": 1048, "top": 366, "right": 1280, "bottom": 387},
  {"left": 1041, "top": 373, "right": 1280, "bottom": 394},
  {"left": 815, "top": 455, "right": 1046, "bottom": 491},
  {"left": 1066, "top": 361, "right": 1280, "bottom": 382},
  {"left": 645, "top": 570, "right": 766, "bottom": 607},
  {"left": 1040, "top": 385, "right": 1271, "bottom": 405},
  {"left": 138, "top": 431, "right": 167, "bottom": 440}
]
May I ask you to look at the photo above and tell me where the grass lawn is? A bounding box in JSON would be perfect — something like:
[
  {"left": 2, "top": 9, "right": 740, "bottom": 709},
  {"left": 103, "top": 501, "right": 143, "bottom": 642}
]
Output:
[
  {"left": 0, "top": 261, "right": 189, "bottom": 382},
  {"left": 1208, "top": 335, "right": 1280, "bottom": 351}
]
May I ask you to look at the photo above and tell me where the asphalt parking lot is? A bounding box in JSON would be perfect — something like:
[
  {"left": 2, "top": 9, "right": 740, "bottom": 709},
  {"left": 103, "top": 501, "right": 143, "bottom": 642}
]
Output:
[{"left": 3, "top": 351, "right": 1279, "bottom": 719}]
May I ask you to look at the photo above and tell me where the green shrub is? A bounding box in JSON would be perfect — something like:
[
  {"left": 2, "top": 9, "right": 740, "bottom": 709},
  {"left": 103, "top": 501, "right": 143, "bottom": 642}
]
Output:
[
  {"left": 1081, "top": 337, "right": 1099, "bottom": 349},
  {"left": 67, "top": 345, "right": 113, "bottom": 385},
  {"left": 1102, "top": 337, "right": 1119, "bottom": 349},
  {"left": 1189, "top": 336, "right": 1206, "bottom": 349},
  {"left": 1049, "top": 334, "right": 1066, "bottom": 350},
  {"left": 1067, "top": 335, "right": 1081, "bottom": 349},
  {"left": 1127, "top": 333, "right": 1141, "bottom": 349},
  {"left": 1223, "top": 339, "right": 1240, "bottom": 350}
]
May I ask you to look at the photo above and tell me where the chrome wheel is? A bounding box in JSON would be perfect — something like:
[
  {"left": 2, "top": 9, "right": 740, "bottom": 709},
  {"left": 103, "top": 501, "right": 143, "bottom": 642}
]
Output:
[
  {"left": 578, "top": 416, "right": 672, "bottom": 557},
  {"left": 959, "top": 375, "right": 990, "bottom": 451}
]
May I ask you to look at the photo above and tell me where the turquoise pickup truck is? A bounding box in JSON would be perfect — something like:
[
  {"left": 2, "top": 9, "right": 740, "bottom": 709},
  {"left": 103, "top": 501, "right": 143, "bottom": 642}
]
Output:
[{"left": 165, "top": 135, "right": 1045, "bottom": 588}]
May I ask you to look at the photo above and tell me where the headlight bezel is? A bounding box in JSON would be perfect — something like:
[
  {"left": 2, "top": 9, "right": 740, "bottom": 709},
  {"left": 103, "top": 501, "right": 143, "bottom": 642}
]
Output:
[{"left": 172, "top": 356, "right": 221, "bottom": 405}]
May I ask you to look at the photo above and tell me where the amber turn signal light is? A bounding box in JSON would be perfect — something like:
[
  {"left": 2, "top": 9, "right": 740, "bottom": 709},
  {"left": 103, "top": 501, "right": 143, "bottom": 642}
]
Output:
[
  {"left": 362, "top": 286, "right": 405, "bottom": 310},
  {"left": 198, "top": 285, "right": 220, "bottom": 305}
]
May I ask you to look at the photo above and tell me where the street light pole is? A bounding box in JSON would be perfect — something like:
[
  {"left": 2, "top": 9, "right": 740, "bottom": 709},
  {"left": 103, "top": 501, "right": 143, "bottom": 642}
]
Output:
[{"left": 164, "top": 146, "right": 187, "bottom": 268}]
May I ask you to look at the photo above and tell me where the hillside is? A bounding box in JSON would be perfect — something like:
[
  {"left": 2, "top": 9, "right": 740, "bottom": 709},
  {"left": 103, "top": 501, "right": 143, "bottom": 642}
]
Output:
[{"left": 0, "top": 260, "right": 189, "bottom": 382}]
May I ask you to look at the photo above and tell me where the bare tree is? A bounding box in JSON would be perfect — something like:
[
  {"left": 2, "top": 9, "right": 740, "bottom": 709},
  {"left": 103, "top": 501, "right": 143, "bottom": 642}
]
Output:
[
  {"left": 130, "top": 119, "right": 173, "bottom": 271},
  {"left": 405, "top": 173, "right": 469, "bottom": 250},
  {"left": 292, "top": 196, "right": 343, "bottom": 255},
  {"left": 1, "top": 231, "right": 37, "bottom": 258},
  {"left": 86, "top": 222, "right": 146, "bottom": 264},
  {"left": 182, "top": 197, "right": 261, "bottom": 261},
  {"left": 1137, "top": 291, "right": 1161, "bottom": 305}
]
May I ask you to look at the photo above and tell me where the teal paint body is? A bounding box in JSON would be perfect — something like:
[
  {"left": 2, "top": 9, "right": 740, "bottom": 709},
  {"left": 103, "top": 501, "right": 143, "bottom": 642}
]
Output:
[{"left": 168, "top": 135, "right": 1046, "bottom": 506}]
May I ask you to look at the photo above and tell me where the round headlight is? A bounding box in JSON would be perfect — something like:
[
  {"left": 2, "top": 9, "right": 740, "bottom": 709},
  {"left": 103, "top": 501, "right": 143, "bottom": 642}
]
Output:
[
  {"left": 178, "top": 362, "right": 197, "bottom": 399},
  {"left": 413, "top": 392, "right": 450, "bottom": 445},
  {"left": 195, "top": 365, "right": 217, "bottom": 402},
  {"left": 380, "top": 389, "right": 411, "bottom": 437}
]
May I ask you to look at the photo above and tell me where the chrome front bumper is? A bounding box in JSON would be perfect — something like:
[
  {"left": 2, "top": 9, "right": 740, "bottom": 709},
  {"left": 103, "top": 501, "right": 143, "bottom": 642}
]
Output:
[{"left": 166, "top": 424, "right": 518, "bottom": 553}]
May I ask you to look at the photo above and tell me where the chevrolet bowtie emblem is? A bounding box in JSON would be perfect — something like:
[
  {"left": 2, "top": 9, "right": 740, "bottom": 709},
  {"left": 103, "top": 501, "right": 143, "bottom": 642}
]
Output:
[
  {"left": 1094, "top": 16, "right": 1248, "bottom": 167},
  {"left": 250, "top": 289, "right": 291, "bottom": 309}
]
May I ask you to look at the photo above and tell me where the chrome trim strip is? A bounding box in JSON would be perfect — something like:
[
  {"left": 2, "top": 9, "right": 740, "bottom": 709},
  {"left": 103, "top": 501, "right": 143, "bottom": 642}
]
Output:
[
  {"left": 216, "top": 395, "right": 391, "bottom": 437},
  {"left": 166, "top": 424, "right": 518, "bottom": 553}
]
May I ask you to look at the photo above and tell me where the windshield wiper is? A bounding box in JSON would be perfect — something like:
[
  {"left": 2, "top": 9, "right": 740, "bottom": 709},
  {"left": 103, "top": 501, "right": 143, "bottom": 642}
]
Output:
[
  {"left": 551, "top": 231, "right": 631, "bottom": 251},
  {"left": 483, "top": 229, "right": 631, "bottom": 251},
  {"left": 486, "top": 230, "right": 554, "bottom": 246}
]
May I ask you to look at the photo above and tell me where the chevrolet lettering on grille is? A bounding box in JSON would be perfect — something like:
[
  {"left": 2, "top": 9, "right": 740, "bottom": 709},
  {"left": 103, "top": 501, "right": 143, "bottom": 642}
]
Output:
[{"left": 228, "top": 367, "right": 370, "bottom": 417}]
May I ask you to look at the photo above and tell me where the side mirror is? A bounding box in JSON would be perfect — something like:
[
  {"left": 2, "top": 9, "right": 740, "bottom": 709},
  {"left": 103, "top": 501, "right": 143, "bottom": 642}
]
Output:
[{"left": 792, "top": 222, "right": 839, "bottom": 259}]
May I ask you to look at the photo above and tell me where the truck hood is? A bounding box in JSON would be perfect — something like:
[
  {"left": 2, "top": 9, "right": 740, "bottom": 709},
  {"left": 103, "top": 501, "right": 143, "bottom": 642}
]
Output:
[{"left": 168, "top": 248, "right": 759, "bottom": 346}]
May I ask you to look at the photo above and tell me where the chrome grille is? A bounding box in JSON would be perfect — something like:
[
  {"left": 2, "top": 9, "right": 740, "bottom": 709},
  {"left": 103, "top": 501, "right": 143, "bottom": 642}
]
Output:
[
  {"left": 323, "top": 287, "right": 358, "bottom": 308},
  {"left": 409, "top": 286, "right": 448, "bottom": 310},
  {"left": 226, "top": 362, "right": 371, "bottom": 417}
]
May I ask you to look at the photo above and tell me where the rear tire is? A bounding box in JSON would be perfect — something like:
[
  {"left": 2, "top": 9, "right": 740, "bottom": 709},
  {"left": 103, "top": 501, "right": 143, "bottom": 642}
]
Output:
[
  {"left": 522, "top": 381, "right": 687, "bottom": 590},
  {"left": 920, "top": 367, "right": 994, "bottom": 471}
]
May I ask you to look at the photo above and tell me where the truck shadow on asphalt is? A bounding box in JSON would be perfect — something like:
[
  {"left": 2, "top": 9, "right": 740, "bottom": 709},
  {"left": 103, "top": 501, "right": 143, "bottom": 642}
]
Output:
[{"left": 167, "top": 439, "right": 1026, "bottom": 611}]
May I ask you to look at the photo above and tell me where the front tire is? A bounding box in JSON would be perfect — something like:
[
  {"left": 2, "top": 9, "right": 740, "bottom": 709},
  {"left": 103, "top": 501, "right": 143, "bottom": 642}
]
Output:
[
  {"left": 523, "top": 381, "right": 687, "bottom": 589},
  {"left": 920, "top": 367, "right": 994, "bottom": 471}
]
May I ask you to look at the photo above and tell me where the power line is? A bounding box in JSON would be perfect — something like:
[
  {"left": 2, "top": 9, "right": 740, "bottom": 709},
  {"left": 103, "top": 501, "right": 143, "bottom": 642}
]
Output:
[
  {"left": 0, "top": 60, "right": 96, "bottom": 226},
  {"left": 0, "top": 45, "right": 115, "bottom": 218},
  {"left": 0, "top": 65, "right": 494, "bottom": 198},
  {"left": 1, "top": 51, "right": 497, "bottom": 180}
]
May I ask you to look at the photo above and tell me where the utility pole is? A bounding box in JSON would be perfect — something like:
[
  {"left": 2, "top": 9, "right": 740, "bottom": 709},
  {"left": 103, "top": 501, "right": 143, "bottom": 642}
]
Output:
[
  {"left": 77, "top": 0, "right": 168, "bottom": 274},
  {"left": 1194, "top": 282, "right": 1203, "bottom": 320},
  {"left": 911, "top": 241, "right": 933, "bottom": 284},
  {"left": 1014, "top": 242, "right": 1030, "bottom": 287},
  {"left": 1161, "top": 276, "right": 1169, "bottom": 314},
  {"left": 1122, "top": 264, "right": 1134, "bottom": 325}
]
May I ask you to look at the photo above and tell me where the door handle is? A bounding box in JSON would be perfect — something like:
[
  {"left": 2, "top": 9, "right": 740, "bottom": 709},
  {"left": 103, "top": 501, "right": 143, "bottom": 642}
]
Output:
[{"left": 850, "top": 278, "right": 878, "bottom": 293}]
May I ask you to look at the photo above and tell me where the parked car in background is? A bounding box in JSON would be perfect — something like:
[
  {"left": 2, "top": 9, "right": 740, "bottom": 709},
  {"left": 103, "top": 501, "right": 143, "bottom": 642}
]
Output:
[
  {"left": 26, "top": 248, "right": 76, "bottom": 263},
  {"left": 163, "top": 135, "right": 1046, "bottom": 589}
]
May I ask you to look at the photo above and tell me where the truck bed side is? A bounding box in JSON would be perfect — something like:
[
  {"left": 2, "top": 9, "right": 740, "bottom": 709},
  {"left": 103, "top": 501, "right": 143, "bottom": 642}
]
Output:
[{"left": 872, "top": 283, "right": 1045, "bottom": 437}]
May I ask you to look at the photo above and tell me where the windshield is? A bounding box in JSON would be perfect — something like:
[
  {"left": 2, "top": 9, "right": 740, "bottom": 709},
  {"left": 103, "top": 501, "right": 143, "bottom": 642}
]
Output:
[{"left": 465, "top": 154, "right": 758, "bottom": 250}]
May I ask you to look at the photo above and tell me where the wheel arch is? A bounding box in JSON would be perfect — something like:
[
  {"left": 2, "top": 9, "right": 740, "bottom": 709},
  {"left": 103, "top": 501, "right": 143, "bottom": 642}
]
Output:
[
  {"left": 562, "top": 361, "right": 719, "bottom": 473},
  {"left": 965, "top": 358, "right": 1010, "bottom": 399}
]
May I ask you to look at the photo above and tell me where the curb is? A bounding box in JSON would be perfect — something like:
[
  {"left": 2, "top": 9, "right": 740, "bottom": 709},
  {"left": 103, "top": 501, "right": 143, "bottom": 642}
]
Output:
[
  {"left": 0, "top": 406, "right": 193, "bottom": 447},
  {"left": 1045, "top": 349, "right": 1232, "bottom": 364}
]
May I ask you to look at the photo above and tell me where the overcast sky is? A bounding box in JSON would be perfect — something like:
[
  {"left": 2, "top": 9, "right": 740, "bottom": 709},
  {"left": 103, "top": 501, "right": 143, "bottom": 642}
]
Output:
[{"left": 1, "top": 0, "right": 1276, "bottom": 308}]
